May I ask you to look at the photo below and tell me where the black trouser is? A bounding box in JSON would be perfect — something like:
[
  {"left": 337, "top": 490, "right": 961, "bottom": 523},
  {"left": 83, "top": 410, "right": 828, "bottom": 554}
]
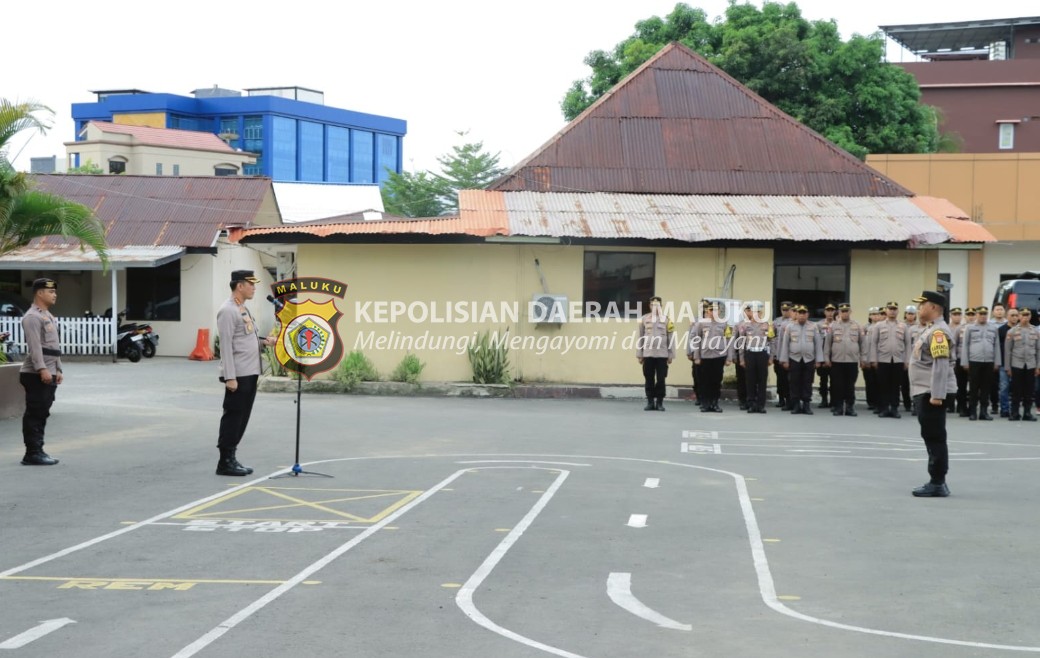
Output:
[
  {"left": 990, "top": 370, "right": 1000, "bottom": 410},
  {"left": 744, "top": 352, "right": 769, "bottom": 410},
  {"left": 218, "top": 374, "right": 259, "bottom": 450},
  {"left": 831, "top": 362, "right": 859, "bottom": 409},
  {"left": 900, "top": 370, "right": 912, "bottom": 409},
  {"left": 1011, "top": 367, "right": 1037, "bottom": 415},
  {"left": 788, "top": 360, "right": 815, "bottom": 403},
  {"left": 915, "top": 393, "right": 948, "bottom": 484},
  {"left": 968, "top": 362, "right": 995, "bottom": 414},
  {"left": 20, "top": 373, "right": 57, "bottom": 449},
  {"left": 954, "top": 366, "right": 968, "bottom": 411},
  {"left": 642, "top": 358, "right": 668, "bottom": 401},
  {"left": 699, "top": 357, "right": 726, "bottom": 403},
  {"left": 691, "top": 361, "right": 701, "bottom": 402},
  {"left": 818, "top": 364, "right": 831, "bottom": 400},
  {"left": 863, "top": 367, "right": 878, "bottom": 407},
  {"left": 875, "top": 362, "right": 903, "bottom": 411},
  {"left": 735, "top": 363, "right": 747, "bottom": 404},
  {"left": 773, "top": 361, "right": 789, "bottom": 402}
]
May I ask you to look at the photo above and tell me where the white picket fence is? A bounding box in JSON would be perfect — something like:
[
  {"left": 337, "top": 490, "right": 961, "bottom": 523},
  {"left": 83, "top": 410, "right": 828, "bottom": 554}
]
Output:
[{"left": 0, "top": 316, "right": 115, "bottom": 357}]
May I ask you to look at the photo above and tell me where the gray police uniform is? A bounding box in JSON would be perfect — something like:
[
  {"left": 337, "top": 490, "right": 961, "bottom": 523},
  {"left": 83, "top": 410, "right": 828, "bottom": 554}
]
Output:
[
  {"left": 772, "top": 314, "right": 792, "bottom": 406},
  {"left": 737, "top": 319, "right": 775, "bottom": 412},
  {"left": 20, "top": 304, "right": 63, "bottom": 456},
  {"left": 960, "top": 322, "right": 1001, "bottom": 418},
  {"left": 637, "top": 313, "right": 674, "bottom": 407},
  {"left": 779, "top": 321, "right": 823, "bottom": 411},
  {"left": 909, "top": 320, "right": 954, "bottom": 486},
  {"left": 825, "top": 319, "right": 864, "bottom": 414},
  {"left": 216, "top": 297, "right": 266, "bottom": 451},
  {"left": 867, "top": 319, "right": 908, "bottom": 416},
  {"left": 1005, "top": 324, "right": 1040, "bottom": 419},
  {"left": 693, "top": 320, "right": 732, "bottom": 411}
]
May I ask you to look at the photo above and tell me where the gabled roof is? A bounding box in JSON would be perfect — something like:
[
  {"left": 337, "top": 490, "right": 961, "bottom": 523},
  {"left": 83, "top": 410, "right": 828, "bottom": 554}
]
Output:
[
  {"left": 78, "top": 121, "right": 240, "bottom": 154},
  {"left": 29, "top": 175, "right": 276, "bottom": 248},
  {"left": 491, "top": 43, "right": 911, "bottom": 197}
]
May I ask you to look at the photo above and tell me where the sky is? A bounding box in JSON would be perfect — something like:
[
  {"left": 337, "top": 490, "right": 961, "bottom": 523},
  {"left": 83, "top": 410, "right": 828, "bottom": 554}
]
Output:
[{"left": 4, "top": 1, "right": 1038, "bottom": 174}]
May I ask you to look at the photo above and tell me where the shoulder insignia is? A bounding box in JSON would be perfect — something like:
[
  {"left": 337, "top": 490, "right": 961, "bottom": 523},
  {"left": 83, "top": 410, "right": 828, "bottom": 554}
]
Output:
[
  {"left": 930, "top": 330, "right": 949, "bottom": 359},
  {"left": 666, "top": 320, "right": 675, "bottom": 333}
]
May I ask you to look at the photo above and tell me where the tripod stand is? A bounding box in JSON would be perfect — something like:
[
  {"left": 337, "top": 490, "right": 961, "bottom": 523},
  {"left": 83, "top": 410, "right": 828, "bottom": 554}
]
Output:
[{"left": 270, "top": 373, "right": 332, "bottom": 479}]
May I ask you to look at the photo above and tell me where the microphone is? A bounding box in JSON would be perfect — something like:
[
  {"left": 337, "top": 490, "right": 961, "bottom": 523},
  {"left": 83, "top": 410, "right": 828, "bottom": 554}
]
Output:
[{"left": 266, "top": 295, "right": 286, "bottom": 312}]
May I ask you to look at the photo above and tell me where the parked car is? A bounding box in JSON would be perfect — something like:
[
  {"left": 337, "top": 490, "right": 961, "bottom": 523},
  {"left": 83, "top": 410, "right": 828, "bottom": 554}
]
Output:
[
  {"left": 992, "top": 272, "right": 1040, "bottom": 326},
  {"left": 0, "top": 292, "right": 30, "bottom": 317}
]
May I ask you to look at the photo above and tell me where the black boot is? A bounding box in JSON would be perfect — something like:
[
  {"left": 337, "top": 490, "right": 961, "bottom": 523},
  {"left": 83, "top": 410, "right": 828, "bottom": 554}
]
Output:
[
  {"left": 802, "top": 400, "right": 814, "bottom": 415},
  {"left": 655, "top": 397, "right": 665, "bottom": 412},
  {"left": 230, "top": 450, "right": 254, "bottom": 474},
  {"left": 1023, "top": 411, "right": 1037, "bottom": 422},
  {"left": 832, "top": 402, "right": 844, "bottom": 416},
  {"left": 890, "top": 405, "right": 901, "bottom": 419},
  {"left": 817, "top": 393, "right": 829, "bottom": 409},
  {"left": 644, "top": 398, "right": 655, "bottom": 411},
  {"left": 844, "top": 403, "right": 858, "bottom": 417},
  {"left": 711, "top": 398, "right": 722, "bottom": 412},
  {"left": 216, "top": 449, "right": 249, "bottom": 476},
  {"left": 21, "top": 441, "right": 58, "bottom": 466},
  {"left": 979, "top": 409, "right": 994, "bottom": 421}
]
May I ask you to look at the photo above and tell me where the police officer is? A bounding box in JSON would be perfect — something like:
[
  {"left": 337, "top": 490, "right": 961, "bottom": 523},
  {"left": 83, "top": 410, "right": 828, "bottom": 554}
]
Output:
[
  {"left": 19, "top": 278, "right": 63, "bottom": 466},
  {"left": 997, "top": 307, "right": 1019, "bottom": 417},
  {"left": 773, "top": 301, "right": 794, "bottom": 408},
  {"left": 824, "top": 303, "right": 863, "bottom": 416},
  {"left": 948, "top": 308, "right": 969, "bottom": 414},
  {"left": 686, "top": 300, "right": 706, "bottom": 408},
  {"left": 1004, "top": 308, "right": 1040, "bottom": 421},
  {"left": 817, "top": 303, "right": 836, "bottom": 408},
  {"left": 900, "top": 305, "right": 921, "bottom": 413},
  {"left": 736, "top": 301, "right": 775, "bottom": 414},
  {"left": 862, "top": 307, "right": 881, "bottom": 411},
  {"left": 990, "top": 304, "right": 1007, "bottom": 414},
  {"left": 908, "top": 291, "right": 954, "bottom": 497},
  {"left": 637, "top": 295, "right": 674, "bottom": 411},
  {"left": 779, "top": 305, "right": 823, "bottom": 415},
  {"left": 960, "top": 306, "right": 1001, "bottom": 421},
  {"left": 693, "top": 300, "right": 732, "bottom": 413},
  {"left": 867, "top": 301, "right": 908, "bottom": 418},
  {"left": 216, "top": 270, "right": 277, "bottom": 476}
]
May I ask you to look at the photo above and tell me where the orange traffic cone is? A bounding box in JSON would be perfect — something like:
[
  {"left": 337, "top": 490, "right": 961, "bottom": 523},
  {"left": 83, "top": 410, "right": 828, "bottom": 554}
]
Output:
[{"left": 189, "top": 329, "right": 215, "bottom": 361}]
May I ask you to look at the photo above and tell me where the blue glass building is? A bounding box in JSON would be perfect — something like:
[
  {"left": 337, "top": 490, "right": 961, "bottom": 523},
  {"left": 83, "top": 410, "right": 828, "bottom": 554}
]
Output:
[{"left": 71, "top": 86, "right": 406, "bottom": 184}]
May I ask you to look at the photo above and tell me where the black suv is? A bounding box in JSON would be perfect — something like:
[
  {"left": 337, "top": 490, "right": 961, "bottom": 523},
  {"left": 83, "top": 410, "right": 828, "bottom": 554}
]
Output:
[{"left": 992, "top": 272, "right": 1040, "bottom": 326}]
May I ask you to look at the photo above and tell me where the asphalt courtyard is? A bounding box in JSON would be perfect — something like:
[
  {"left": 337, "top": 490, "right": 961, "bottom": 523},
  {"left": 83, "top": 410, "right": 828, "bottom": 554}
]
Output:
[{"left": 2, "top": 359, "right": 1039, "bottom": 658}]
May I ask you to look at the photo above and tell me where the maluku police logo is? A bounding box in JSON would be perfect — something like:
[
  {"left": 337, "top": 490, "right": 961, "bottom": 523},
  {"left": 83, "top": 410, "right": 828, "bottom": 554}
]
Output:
[{"left": 270, "top": 277, "right": 347, "bottom": 379}]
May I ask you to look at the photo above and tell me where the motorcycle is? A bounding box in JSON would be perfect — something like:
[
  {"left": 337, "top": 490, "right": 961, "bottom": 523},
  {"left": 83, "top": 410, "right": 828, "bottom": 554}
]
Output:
[
  {"left": 102, "top": 308, "right": 160, "bottom": 358},
  {"left": 87, "top": 309, "right": 145, "bottom": 362}
]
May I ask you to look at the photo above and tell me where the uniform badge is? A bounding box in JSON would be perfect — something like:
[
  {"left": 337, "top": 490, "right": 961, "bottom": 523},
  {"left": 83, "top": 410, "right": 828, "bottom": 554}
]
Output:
[
  {"left": 270, "top": 278, "right": 348, "bottom": 380},
  {"left": 929, "top": 330, "right": 949, "bottom": 359}
]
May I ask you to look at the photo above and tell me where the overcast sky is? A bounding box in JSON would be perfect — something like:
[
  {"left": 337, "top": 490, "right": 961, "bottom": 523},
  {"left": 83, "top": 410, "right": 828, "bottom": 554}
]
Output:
[{"left": 5, "top": 1, "right": 1036, "bottom": 174}]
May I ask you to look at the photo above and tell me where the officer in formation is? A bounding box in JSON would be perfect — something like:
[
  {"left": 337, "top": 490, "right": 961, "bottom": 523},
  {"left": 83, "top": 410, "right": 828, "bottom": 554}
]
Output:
[
  {"left": 867, "top": 302, "right": 908, "bottom": 418},
  {"left": 691, "top": 300, "right": 732, "bottom": 413},
  {"left": 862, "top": 307, "right": 881, "bottom": 411},
  {"left": 960, "top": 305, "right": 1001, "bottom": 421},
  {"left": 1004, "top": 307, "right": 1040, "bottom": 421},
  {"left": 736, "top": 301, "right": 774, "bottom": 414},
  {"left": 824, "top": 303, "right": 864, "bottom": 416},
  {"left": 900, "top": 305, "right": 922, "bottom": 414},
  {"left": 19, "top": 278, "right": 63, "bottom": 466},
  {"left": 948, "top": 308, "right": 969, "bottom": 414},
  {"left": 773, "top": 302, "right": 794, "bottom": 408},
  {"left": 778, "top": 304, "right": 823, "bottom": 414},
  {"left": 816, "top": 303, "right": 836, "bottom": 408},
  {"left": 907, "top": 291, "right": 954, "bottom": 498},
  {"left": 990, "top": 304, "right": 1007, "bottom": 415},
  {"left": 997, "top": 307, "right": 1020, "bottom": 417},
  {"left": 637, "top": 295, "right": 674, "bottom": 411}
]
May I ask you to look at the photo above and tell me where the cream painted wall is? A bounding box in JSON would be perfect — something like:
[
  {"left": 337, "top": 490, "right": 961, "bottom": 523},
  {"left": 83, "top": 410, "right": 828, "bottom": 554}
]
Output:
[
  {"left": 850, "top": 250, "right": 939, "bottom": 313},
  {"left": 937, "top": 250, "right": 970, "bottom": 310},
  {"left": 68, "top": 139, "right": 253, "bottom": 176}
]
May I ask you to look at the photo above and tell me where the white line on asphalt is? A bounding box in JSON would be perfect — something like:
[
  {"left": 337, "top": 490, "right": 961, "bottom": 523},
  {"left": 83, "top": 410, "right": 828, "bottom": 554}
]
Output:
[
  {"left": 456, "top": 460, "right": 591, "bottom": 466},
  {"left": 170, "top": 468, "right": 470, "bottom": 658},
  {"left": 0, "top": 618, "right": 76, "bottom": 650},
  {"left": 787, "top": 449, "right": 852, "bottom": 453},
  {"left": 626, "top": 514, "right": 648, "bottom": 528},
  {"left": 606, "top": 573, "right": 691, "bottom": 631},
  {"left": 643, "top": 478, "right": 660, "bottom": 489},
  {"left": 456, "top": 469, "right": 587, "bottom": 658}
]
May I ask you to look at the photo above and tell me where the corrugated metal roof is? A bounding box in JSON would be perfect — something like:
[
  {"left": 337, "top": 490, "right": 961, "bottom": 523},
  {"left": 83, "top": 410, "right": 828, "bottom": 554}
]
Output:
[
  {"left": 911, "top": 196, "right": 996, "bottom": 243},
  {"left": 228, "top": 214, "right": 507, "bottom": 242},
  {"left": 0, "top": 246, "right": 184, "bottom": 271},
  {"left": 83, "top": 121, "right": 239, "bottom": 153},
  {"left": 31, "top": 174, "right": 275, "bottom": 248},
  {"left": 499, "top": 192, "right": 950, "bottom": 245},
  {"left": 491, "top": 43, "right": 911, "bottom": 197}
]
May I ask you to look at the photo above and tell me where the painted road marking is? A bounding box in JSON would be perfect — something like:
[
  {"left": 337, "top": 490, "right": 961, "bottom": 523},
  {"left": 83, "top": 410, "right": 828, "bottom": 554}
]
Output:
[
  {"left": 626, "top": 514, "right": 648, "bottom": 529},
  {"left": 173, "top": 487, "right": 422, "bottom": 524},
  {"left": 643, "top": 478, "right": 660, "bottom": 489},
  {"left": 0, "top": 576, "right": 321, "bottom": 590},
  {"left": 680, "top": 443, "right": 722, "bottom": 454},
  {"left": 0, "top": 618, "right": 76, "bottom": 650},
  {"left": 456, "top": 460, "right": 591, "bottom": 467},
  {"left": 456, "top": 468, "right": 586, "bottom": 658},
  {"left": 606, "top": 573, "right": 691, "bottom": 631},
  {"left": 134, "top": 520, "right": 366, "bottom": 532},
  {"left": 682, "top": 430, "right": 719, "bottom": 440}
]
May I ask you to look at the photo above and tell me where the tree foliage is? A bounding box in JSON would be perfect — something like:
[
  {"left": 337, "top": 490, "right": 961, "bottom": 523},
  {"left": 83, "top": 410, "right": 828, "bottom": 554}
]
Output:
[
  {"left": 0, "top": 100, "right": 109, "bottom": 266},
  {"left": 561, "top": 2, "right": 945, "bottom": 158},
  {"left": 67, "top": 159, "right": 104, "bottom": 174},
  {"left": 381, "top": 133, "right": 507, "bottom": 217}
]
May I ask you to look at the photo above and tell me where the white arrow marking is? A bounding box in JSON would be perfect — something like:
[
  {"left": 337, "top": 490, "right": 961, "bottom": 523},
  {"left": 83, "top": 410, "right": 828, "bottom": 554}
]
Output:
[
  {"left": 607, "top": 573, "right": 691, "bottom": 631},
  {"left": 0, "top": 618, "right": 76, "bottom": 649},
  {"left": 627, "top": 514, "right": 648, "bottom": 528},
  {"left": 643, "top": 478, "right": 660, "bottom": 489}
]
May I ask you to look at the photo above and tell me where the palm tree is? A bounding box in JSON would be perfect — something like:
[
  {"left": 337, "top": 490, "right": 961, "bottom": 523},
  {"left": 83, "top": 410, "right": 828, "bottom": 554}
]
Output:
[{"left": 0, "top": 99, "right": 108, "bottom": 267}]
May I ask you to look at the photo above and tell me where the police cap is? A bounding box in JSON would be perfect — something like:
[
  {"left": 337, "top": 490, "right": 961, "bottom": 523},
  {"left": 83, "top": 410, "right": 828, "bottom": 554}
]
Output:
[
  {"left": 32, "top": 278, "right": 57, "bottom": 292},
  {"left": 231, "top": 270, "right": 261, "bottom": 284},
  {"left": 824, "top": 303, "right": 837, "bottom": 311},
  {"left": 838, "top": 303, "right": 851, "bottom": 311}
]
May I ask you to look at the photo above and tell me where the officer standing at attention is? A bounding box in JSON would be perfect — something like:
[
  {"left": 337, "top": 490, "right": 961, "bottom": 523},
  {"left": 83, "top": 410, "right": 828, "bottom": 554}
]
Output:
[
  {"left": 779, "top": 305, "right": 823, "bottom": 414},
  {"left": 1004, "top": 308, "right": 1040, "bottom": 421},
  {"left": 868, "top": 301, "right": 908, "bottom": 418},
  {"left": 816, "top": 303, "right": 836, "bottom": 408},
  {"left": 637, "top": 295, "right": 674, "bottom": 411},
  {"left": 773, "top": 301, "right": 794, "bottom": 409},
  {"left": 216, "top": 270, "right": 277, "bottom": 476},
  {"left": 955, "top": 308, "right": 976, "bottom": 415},
  {"left": 736, "top": 301, "right": 774, "bottom": 414},
  {"left": 948, "top": 308, "right": 968, "bottom": 414},
  {"left": 686, "top": 300, "right": 706, "bottom": 408},
  {"left": 19, "top": 278, "right": 63, "bottom": 466},
  {"left": 997, "top": 307, "right": 1019, "bottom": 417},
  {"left": 693, "top": 300, "right": 732, "bottom": 413},
  {"left": 960, "top": 306, "right": 1001, "bottom": 421},
  {"left": 900, "top": 305, "right": 921, "bottom": 413},
  {"left": 824, "top": 303, "right": 864, "bottom": 416},
  {"left": 908, "top": 291, "right": 954, "bottom": 497},
  {"left": 863, "top": 307, "right": 881, "bottom": 411}
]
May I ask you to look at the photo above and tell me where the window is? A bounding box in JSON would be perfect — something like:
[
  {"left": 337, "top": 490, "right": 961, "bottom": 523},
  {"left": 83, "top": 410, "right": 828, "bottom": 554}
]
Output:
[
  {"left": 172, "top": 164, "right": 180, "bottom": 176},
  {"left": 583, "top": 251, "right": 655, "bottom": 317},
  {"left": 352, "top": 130, "right": 374, "bottom": 183},
  {"left": 214, "top": 165, "right": 238, "bottom": 176},
  {"left": 108, "top": 159, "right": 126, "bottom": 174},
  {"left": 999, "top": 123, "right": 1015, "bottom": 150},
  {"left": 127, "top": 261, "right": 181, "bottom": 321},
  {"left": 219, "top": 117, "right": 239, "bottom": 146},
  {"left": 327, "top": 126, "right": 350, "bottom": 182},
  {"left": 243, "top": 116, "right": 263, "bottom": 176},
  {"left": 773, "top": 249, "right": 850, "bottom": 318},
  {"left": 377, "top": 133, "right": 398, "bottom": 185},
  {"left": 272, "top": 116, "right": 297, "bottom": 180},
  {"left": 156, "top": 163, "right": 163, "bottom": 175},
  {"left": 299, "top": 121, "right": 324, "bottom": 182}
]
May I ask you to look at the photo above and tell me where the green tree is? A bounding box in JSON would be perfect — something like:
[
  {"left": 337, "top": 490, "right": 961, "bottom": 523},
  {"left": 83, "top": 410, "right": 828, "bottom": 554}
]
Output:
[
  {"left": 0, "top": 100, "right": 109, "bottom": 265},
  {"left": 67, "top": 159, "right": 104, "bottom": 174},
  {"left": 381, "top": 170, "right": 448, "bottom": 218},
  {"left": 561, "top": 2, "right": 943, "bottom": 158}
]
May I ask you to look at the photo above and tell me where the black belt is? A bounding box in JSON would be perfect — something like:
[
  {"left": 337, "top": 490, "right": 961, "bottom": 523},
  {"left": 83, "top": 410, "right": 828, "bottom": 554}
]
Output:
[{"left": 41, "top": 347, "right": 62, "bottom": 357}]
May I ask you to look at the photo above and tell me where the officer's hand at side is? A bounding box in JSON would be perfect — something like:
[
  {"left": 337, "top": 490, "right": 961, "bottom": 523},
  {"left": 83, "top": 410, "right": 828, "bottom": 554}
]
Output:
[
  {"left": 929, "top": 397, "right": 944, "bottom": 406},
  {"left": 825, "top": 361, "right": 832, "bottom": 368},
  {"left": 667, "top": 358, "right": 673, "bottom": 365},
  {"left": 226, "top": 379, "right": 238, "bottom": 392},
  {"left": 695, "top": 359, "right": 702, "bottom": 365},
  {"left": 782, "top": 362, "right": 789, "bottom": 370},
  {"left": 637, "top": 357, "right": 644, "bottom": 364},
  {"left": 687, "top": 354, "right": 694, "bottom": 361},
  {"left": 263, "top": 336, "right": 277, "bottom": 347},
  {"left": 39, "top": 368, "right": 52, "bottom": 385},
  {"left": 1006, "top": 368, "right": 1012, "bottom": 376},
  {"left": 55, "top": 372, "right": 63, "bottom": 385}
]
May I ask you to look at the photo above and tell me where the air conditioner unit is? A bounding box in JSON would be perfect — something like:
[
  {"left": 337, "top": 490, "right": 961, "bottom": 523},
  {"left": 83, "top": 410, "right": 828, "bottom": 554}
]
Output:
[{"left": 530, "top": 294, "right": 569, "bottom": 323}]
